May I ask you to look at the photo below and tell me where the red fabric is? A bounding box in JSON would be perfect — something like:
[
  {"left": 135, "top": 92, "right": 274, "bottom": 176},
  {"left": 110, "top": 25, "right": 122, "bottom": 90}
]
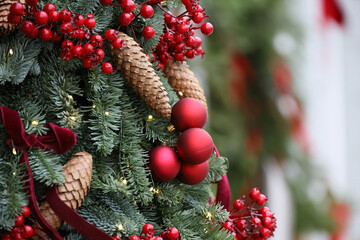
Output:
[
  {"left": 0, "top": 105, "right": 77, "bottom": 239},
  {"left": 46, "top": 186, "right": 114, "bottom": 240},
  {"left": 214, "top": 146, "right": 232, "bottom": 211},
  {"left": 323, "top": 0, "right": 345, "bottom": 26}
]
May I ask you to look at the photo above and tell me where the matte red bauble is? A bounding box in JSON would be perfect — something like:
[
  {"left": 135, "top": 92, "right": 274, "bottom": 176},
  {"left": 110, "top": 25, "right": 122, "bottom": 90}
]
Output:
[
  {"left": 171, "top": 98, "right": 207, "bottom": 131},
  {"left": 178, "top": 161, "right": 209, "bottom": 185},
  {"left": 149, "top": 146, "right": 181, "bottom": 182},
  {"left": 176, "top": 128, "right": 213, "bottom": 164}
]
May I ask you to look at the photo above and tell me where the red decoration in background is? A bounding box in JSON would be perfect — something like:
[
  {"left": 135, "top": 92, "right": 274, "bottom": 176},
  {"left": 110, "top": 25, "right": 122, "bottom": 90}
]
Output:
[{"left": 323, "top": 0, "right": 345, "bottom": 26}]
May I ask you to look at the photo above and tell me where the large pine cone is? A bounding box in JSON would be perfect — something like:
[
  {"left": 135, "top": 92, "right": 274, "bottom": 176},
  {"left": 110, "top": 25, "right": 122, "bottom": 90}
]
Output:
[
  {"left": 111, "top": 32, "right": 172, "bottom": 119},
  {"left": 164, "top": 59, "right": 208, "bottom": 111},
  {"left": 0, "top": 0, "right": 25, "bottom": 35},
  {"left": 37, "top": 152, "right": 93, "bottom": 237}
]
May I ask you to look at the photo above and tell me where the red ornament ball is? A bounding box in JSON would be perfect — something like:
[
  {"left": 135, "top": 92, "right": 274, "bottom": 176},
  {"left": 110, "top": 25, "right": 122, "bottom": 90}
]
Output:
[
  {"left": 176, "top": 128, "right": 213, "bottom": 164},
  {"left": 148, "top": 146, "right": 181, "bottom": 182},
  {"left": 178, "top": 161, "right": 209, "bottom": 185},
  {"left": 171, "top": 98, "right": 207, "bottom": 131}
]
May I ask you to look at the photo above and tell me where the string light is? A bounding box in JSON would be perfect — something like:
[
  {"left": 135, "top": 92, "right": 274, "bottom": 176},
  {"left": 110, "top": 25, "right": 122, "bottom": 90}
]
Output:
[
  {"left": 105, "top": 111, "right": 110, "bottom": 116},
  {"left": 67, "top": 95, "right": 73, "bottom": 101},
  {"left": 9, "top": 49, "right": 13, "bottom": 55},
  {"left": 150, "top": 187, "right": 160, "bottom": 194},
  {"left": 92, "top": 104, "right": 96, "bottom": 109},
  {"left": 116, "top": 222, "right": 124, "bottom": 232},
  {"left": 69, "top": 116, "right": 76, "bottom": 121},
  {"left": 178, "top": 91, "right": 183, "bottom": 97},
  {"left": 31, "top": 120, "right": 39, "bottom": 126},
  {"left": 12, "top": 172, "right": 16, "bottom": 176},
  {"left": 147, "top": 115, "right": 154, "bottom": 121},
  {"left": 12, "top": 148, "right": 17, "bottom": 155},
  {"left": 205, "top": 211, "right": 212, "bottom": 220},
  {"left": 167, "top": 124, "right": 175, "bottom": 132},
  {"left": 120, "top": 177, "right": 127, "bottom": 185}
]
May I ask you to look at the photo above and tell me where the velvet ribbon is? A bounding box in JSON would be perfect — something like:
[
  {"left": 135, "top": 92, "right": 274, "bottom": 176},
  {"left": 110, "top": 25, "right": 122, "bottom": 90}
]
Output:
[
  {"left": 323, "top": 0, "right": 345, "bottom": 26},
  {"left": 214, "top": 146, "right": 232, "bottom": 211}
]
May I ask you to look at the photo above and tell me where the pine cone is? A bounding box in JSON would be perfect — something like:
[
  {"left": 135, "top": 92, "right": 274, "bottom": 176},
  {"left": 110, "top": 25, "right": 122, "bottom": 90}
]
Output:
[
  {"left": 164, "top": 59, "right": 208, "bottom": 111},
  {"left": 0, "top": 0, "right": 25, "bottom": 35},
  {"left": 36, "top": 152, "right": 93, "bottom": 238},
  {"left": 111, "top": 32, "right": 172, "bottom": 119}
]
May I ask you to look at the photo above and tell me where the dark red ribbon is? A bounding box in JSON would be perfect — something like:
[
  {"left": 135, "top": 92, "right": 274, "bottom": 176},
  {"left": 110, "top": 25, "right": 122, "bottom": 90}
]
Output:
[
  {"left": 0, "top": 106, "right": 76, "bottom": 239},
  {"left": 214, "top": 146, "right": 231, "bottom": 211},
  {"left": 323, "top": 0, "right": 345, "bottom": 26}
]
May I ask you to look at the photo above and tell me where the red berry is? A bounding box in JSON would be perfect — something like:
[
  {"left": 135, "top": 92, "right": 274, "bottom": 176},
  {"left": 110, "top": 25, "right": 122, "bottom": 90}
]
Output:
[
  {"left": 140, "top": 5, "right": 154, "bottom": 19},
  {"left": 200, "top": 22, "right": 213, "bottom": 35},
  {"left": 61, "top": 51, "right": 72, "bottom": 61},
  {"left": 164, "top": 13, "right": 174, "bottom": 23},
  {"left": 233, "top": 199, "right": 245, "bottom": 210},
  {"left": 39, "top": 28, "right": 52, "bottom": 41},
  {"left": 25, "top": 0, "right": 38, "bottom": 6},
  {"left": 59, "top": 9, "right": 71, "bottom": 22},
  {"left": 73, "top": 14, "right": 85, "bottom": 27},
  {"left": 185, "top": 49, "right": 195, "bottom": 59},
  {"left": 71, "top": 45, "right": 83, "bottom": 57},
  {"left": 20, "top": 20, "right": 35, "bottom": 35},
  {"left": 95, "top": 49, "right": 105, "bottom": 61},
  {"left": 251, "top": 217, "right": 262, "bottom": 228},
  {"left": 236, "top": 219, "right": 247, "bottom": 230},
  {"left": 174, "top": 32, "right": 184, "bottom": 43},
  {"left": 262, "top": 211, "right": 273, "bottom": 219},
  {"left": 193, "top": 36, "right": 202, "bottom": 48},
  {"left": 7, "top": 14, "right": 21, "bottom": 24},
  {"left": 21, "top": 225, "right": 33, "bottom": 238},
  {"left": 14, "top": 215, "right": 24, "bottom": 227},
  {"left": 177, "top": 23, "right": 189, "bottom": 34},
  {"left": 222, "top": 221, "right": 234, "bottom": 231},
  {"left": 85, "top": 17, "right": 96, "bottom": 29},
  {"left": 12, "top": 232, "right": 25, "bottom": 240},
  {"left": 112, "top": 37, "right": 123, "bottom": 49},
  {"left": 1, "top": 233, "right": 12, "bottom": 240},
  {"left": 83, "top": 58, "right": 93, "bottom": 69},
  {"left": 250, "top": 188, "right": 261, "bottom": 201},
  {"left": 181, "top": 0, "right": 191, "bottom": 5},
  {"left": 167, "top": 227, "right": 179, "bottom": 240},
  {"left": 175, "top": 43, "right": 185, "bottom": 52},
  {"left": 34, "top": 11, "right": 49, "bottom": 25},
  {"left": 10, "top": 2, "right": 24, "bottom": 16},
  {"left": 90, "top": 34, "right": 103, "bottom": 47},
  {"left": 164, "top": 32, "right": 174, "bottom": 42},
  {"left": 60, "top": 22, "right": 71, "bottom": 33},
  {"left": 262, "top": 217, "right": 272, "bottom": 228},
  {"left": 192, "top": 12, "right": 205, "bottom": 24},
  {"left": 77, "top": 28, "right": 86, "bottom": 39},
  {"left": 142, "top": 26, "right": 155, "bottom": 39},
  {"left": 119, "top": 12, "right": 133, "bottom": 26},
  {"left": 43, "top": 3, "right": 56, "bottom": 13},
  {"left": 129, "top": 236, "right": 140, "bottom": 240},
  {"left": 82, "top": 43, "right": 94, "bottom": 56},
  {"left": 61, "top": 40, "right": 74, "bottom": 50},
  {"left": 142, "top": 223, "right": 154, "bottom": 234},
  {"left": 27, "top": 27, "right": 38, "bottom": 39},
  {"left": 174, "top": 51, "right": 185, "bottom": 61},
  {"left": 101, "top": 62, "right": 113, "bottom": 74},
  {"left": 105, "top": 29, "right": 117, "bottom": 41},
  {"left": 259, "top": 227, "right": 271, "bottom": 237},
  {"left": 160, "top": 52, "right": 170, "bottom": 64},
  {"left": 69, "top": 27, "right": 79, "bottom": 38},
  {"left": 50, "top": 31, "right": 62, "bottom": 43},
  {"left": 256, "top": 194, "right": 268, "bottom": 206},
  {"left": 100, "top": 0, "right": 112, "bottom": 5},
  {"left": 153, "top": 238, "right": 163, "bottom": 240},
  {"left": 121, "top": 0, "right": 135, "bottom": 13},
  {"left": 48, "top": 10, "right": 59, "bottom": 23},
  {"left": 21, "top": 206, "right": 30, "bottom": 218},
  {"left": 185, "top": 36, "right": 195, "bottom": 47}
]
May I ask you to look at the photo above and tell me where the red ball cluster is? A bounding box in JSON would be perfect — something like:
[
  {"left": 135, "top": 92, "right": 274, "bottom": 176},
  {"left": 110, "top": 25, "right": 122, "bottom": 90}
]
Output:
[
  {"left": 149, "top": 98, "right": 213, "bottom": 185},
  {"left": 154, "top": 0, "right": 213, "bottom": 65},
  {"left": 8, "top": 1, "right": 119, "bottom": 74},
  {"left": 220, "top": 188, "right": 277, "bottom": 240},
  {"left": 112, "top": 224, "right": 180, "bottom": 240},
  {"left": 1, "top": 206, "right": 37, "bottom": 240}
]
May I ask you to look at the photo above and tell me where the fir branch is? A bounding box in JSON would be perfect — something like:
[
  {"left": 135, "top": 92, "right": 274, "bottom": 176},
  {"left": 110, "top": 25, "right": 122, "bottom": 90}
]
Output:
[{"left": 203, "top": 154, "right": 229, "bottom": 184}]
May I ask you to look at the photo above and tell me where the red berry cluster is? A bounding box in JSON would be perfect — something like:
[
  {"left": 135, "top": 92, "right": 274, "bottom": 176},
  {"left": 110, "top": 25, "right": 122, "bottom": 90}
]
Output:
[
  {"left": 8, "top": 0, "right": 121, "bottom": 74},
  {"left": 112, "top": 224, "right": 180, "bottom": 240},
  {"left": 99, "top": 0, "right": 156, "bottom": 40},
  {"left": 1, "top": 206, "right": 37, "bottom": 240},
  {"left": 154, "top": 0, "right": 213, "bottom": 66},
  {"left": 220, "top": 188, "right": 277, "bottom": 240}
]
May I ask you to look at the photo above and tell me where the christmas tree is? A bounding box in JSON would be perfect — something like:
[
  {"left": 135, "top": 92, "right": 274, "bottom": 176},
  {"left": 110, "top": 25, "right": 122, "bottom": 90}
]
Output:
[{"left": 0, "top": 0, "right": 277, "bottom": 239}]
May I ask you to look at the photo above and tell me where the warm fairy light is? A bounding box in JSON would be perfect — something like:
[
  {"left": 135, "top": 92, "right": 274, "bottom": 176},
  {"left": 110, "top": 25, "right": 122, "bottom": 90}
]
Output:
[
  {"left": 150, "top": 187, "right": 160, "bottom": 194},
  {"left": 178, "top": 91, "right": 183, "bottom": 97},
  {"left": 92, "top": 104, "right": 96, "bottom": 109},
  {"left": 12, "top": 172, "right": 16, "bottom": 176},
  {"left": 9, "top": 49, "right": 13, "bottom": 55},
  {"left": 205, "top": 211, "right": 212, "bottom": 220},
  {"left": 105, "top": 111, "right": 110, "bottom": 116},
  {"left": 67, "top": 95, "right": 73, "bottom": 101},
  {"left": 12, "top": 148, "right": 17, "bottom": 155},
  {"left": 69, "top": 116, "right": 76, "bottom": 121},
  {"left": 31, "top": 120, "right": 39, "bottom": 126},
  {"left": 147, "top": 115, "right": 154, "bottom": 121},
  {"left": 120, "top": 177, "right": 127, "bottom": 185},
  {"left": 116, "top": 222, "right": 124, "bottom": 231}
]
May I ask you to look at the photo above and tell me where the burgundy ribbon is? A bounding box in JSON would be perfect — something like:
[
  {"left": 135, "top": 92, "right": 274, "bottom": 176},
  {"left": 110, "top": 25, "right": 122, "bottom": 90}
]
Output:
[
  {"left": 323, "top": 0, "right": 345, "bottom": 26},
  {"left": 0, "top": 106, "right": 76, "bottom": 239},
  {"left": 214, "top": 146, "right": 232, "bottom": 211}
]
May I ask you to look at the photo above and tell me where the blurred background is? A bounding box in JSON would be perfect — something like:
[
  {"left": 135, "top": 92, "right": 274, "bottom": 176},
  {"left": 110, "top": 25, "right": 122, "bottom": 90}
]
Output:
[{"left": 195, "top": 0, "right": 360, "bottom": 239}]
